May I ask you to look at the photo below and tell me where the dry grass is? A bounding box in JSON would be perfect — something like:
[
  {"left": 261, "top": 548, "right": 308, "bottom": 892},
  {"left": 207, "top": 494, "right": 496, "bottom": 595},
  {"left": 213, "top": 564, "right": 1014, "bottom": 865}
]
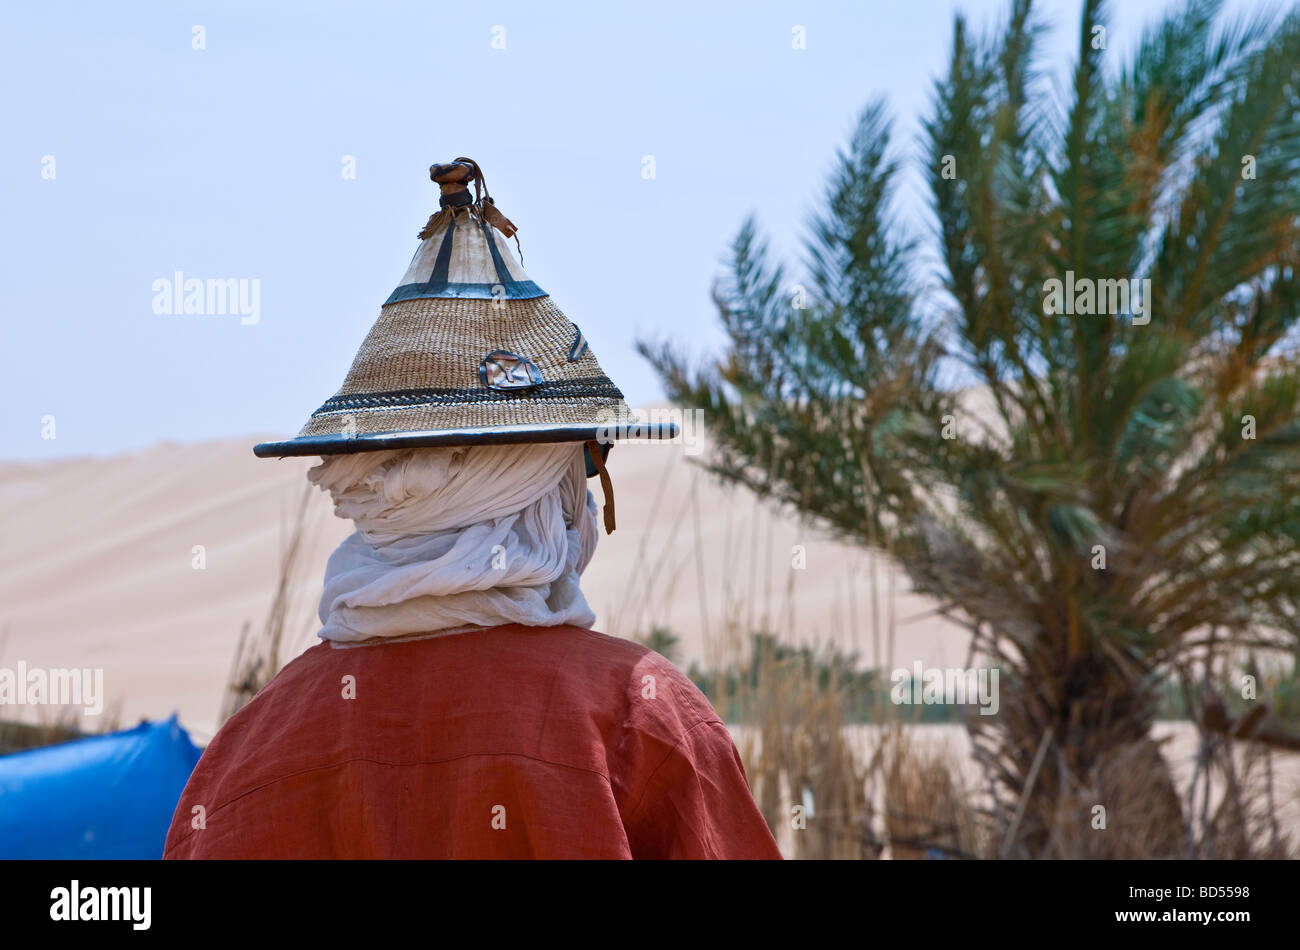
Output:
[
  {"left": 726, "top": 644, "right": 1298, "bottom": 859},
  {"left": 220, "top": 482, "right": 319, "bottom": 723},
  {"left": 0, "top": 700, "right": 123, "bottom": 755},
  {"left": 729, "top": 659, "right": 993, "bottom": 859},
  {"left": 878, "top": 724, "right": 988, "bottom": 859},
  {"left": 733, "top": 652, "right": 878, "bottom": 859},
  {"left": 0, "top": 710, "right": 96, "bottom": 756}
]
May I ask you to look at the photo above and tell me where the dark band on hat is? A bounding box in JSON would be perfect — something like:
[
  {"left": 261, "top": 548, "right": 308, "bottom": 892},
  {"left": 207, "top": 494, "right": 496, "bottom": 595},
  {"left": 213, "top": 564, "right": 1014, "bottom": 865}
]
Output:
[
  {"left": 254, "top": 421, "right": 680, "bottom": 459},
  {"left": 311, "top": 376, "right": 624, "bottom": 416}
]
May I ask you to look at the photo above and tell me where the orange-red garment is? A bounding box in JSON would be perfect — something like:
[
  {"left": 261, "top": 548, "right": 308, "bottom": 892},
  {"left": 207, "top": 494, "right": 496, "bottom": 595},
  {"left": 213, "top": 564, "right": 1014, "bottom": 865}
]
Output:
[{"left": 164, "top": 625, "right": 781, "bottom": 859}]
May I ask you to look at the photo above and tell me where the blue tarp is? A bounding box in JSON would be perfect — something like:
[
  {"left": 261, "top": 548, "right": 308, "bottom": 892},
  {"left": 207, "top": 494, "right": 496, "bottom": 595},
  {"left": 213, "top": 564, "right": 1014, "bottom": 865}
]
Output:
[{"left": 0, "top": 715, "right": 201, "bottom": 859}]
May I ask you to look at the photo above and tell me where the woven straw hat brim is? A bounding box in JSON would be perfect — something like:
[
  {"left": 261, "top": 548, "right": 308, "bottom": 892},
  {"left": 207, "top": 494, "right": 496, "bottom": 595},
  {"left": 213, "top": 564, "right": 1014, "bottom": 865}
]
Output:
[{"left": 254, "top": 422, "right": 677, "bottom": 458}]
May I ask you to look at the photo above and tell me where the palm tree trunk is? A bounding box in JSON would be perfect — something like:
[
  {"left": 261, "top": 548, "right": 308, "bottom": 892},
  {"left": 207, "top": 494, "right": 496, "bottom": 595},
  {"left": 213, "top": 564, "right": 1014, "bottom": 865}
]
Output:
[{"left": 983, "top": 645, "right": 1185, "bottom": 858}]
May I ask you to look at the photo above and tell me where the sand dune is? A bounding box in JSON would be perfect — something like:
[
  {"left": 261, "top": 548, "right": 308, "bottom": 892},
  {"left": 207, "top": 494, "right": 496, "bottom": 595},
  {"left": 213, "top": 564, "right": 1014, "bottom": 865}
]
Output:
[{"left": 0, "top": 434, "right": 965, "bottom": 739}]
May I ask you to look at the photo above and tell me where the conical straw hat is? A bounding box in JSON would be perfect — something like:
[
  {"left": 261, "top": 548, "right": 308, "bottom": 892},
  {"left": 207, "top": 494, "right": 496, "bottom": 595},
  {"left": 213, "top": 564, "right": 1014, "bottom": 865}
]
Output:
[{"left": 254, "top": 158, "right": 673, "bottom": 464}]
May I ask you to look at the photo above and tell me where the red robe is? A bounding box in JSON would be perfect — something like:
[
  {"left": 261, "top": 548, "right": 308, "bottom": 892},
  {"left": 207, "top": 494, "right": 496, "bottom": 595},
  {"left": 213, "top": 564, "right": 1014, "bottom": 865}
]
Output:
[{"left": 164, "top": 624, "right": 781, "bottom": 859}]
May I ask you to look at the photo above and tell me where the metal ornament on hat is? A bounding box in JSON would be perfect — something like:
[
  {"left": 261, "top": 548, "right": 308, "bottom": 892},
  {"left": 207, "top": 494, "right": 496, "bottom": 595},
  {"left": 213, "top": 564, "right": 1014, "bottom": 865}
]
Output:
[{"left": 480, "top": 350, "right": 544, "bottom": 391}]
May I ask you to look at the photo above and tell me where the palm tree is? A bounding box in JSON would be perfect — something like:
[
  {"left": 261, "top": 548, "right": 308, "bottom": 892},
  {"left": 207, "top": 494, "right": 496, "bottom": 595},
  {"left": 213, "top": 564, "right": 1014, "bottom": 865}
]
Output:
[{"left": 642, "top": 0, "right": 1300, "bottom": 856}]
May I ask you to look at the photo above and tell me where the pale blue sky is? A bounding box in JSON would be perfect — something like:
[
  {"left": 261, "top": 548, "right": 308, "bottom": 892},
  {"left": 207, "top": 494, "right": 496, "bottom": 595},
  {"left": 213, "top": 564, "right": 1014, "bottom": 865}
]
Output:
[{"left": 0, "top": 0, "right": 1265, "bottom": 459}]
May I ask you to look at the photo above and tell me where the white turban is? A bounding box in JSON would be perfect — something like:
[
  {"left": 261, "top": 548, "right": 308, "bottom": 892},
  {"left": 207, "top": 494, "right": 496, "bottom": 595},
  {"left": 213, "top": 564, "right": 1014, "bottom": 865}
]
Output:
[{"left": 307, "top": 442, "right": 599, "bottom": 644}]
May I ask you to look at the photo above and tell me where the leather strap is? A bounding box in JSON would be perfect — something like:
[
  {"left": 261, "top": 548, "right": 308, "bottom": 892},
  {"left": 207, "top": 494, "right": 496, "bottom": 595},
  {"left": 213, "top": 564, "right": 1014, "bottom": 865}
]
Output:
[{"left": 584, "top": 440, "right": 616, "bottom": 535}]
